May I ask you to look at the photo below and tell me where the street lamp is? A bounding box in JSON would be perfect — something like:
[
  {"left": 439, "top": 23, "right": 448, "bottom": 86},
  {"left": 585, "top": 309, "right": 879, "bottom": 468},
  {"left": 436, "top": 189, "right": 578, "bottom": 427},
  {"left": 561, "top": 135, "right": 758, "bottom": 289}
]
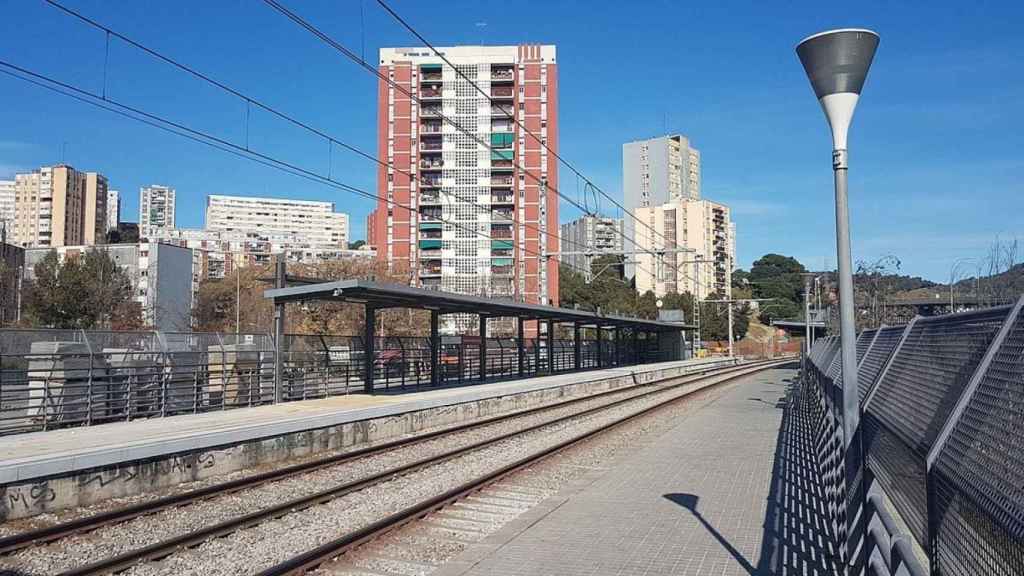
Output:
[{"left": 797, "top": 28, "right": 879, "bottom": 571}]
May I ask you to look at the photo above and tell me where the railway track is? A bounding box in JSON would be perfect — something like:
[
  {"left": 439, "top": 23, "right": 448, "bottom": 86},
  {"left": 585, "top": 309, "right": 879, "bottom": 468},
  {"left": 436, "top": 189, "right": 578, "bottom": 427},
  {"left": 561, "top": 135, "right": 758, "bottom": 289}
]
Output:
[{"left": 0, "top": 358, "right": 792, "bottom": 576}]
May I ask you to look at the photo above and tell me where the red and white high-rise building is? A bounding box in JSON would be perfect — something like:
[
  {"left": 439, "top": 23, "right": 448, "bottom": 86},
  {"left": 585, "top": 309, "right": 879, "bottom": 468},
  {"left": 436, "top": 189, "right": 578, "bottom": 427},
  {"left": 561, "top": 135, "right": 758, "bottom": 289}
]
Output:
[{"left": 368, "top": 45, "right": 559, "bottom": 325}]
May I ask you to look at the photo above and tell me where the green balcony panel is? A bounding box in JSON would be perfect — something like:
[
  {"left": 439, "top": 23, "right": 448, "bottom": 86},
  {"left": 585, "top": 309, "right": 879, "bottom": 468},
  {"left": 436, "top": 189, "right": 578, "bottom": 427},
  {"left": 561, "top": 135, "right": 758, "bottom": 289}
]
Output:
[
  {"left": 491, "top": 150, "right": 514, "bottom": 161},
  {"left": 419, "top": 222, "right": 443, "bottom": 230},
  {"left": 419, "top": 239, "right": 442, "bottom": 250},
  {"left": 490, "top": 133, "right": 513, "bottom": 147},
  {"left": 491, "top": 257, "right": 514, "bottom": 266},
  {"left": 491, "top": 240, "right": 514, "bottom": 250}
]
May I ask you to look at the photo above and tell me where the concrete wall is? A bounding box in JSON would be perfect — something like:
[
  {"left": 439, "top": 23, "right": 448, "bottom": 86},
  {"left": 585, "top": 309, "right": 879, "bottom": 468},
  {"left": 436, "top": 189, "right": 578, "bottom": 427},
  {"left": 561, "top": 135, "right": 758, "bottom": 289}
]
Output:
[{"left": 0, "top": 358, "right": 737, "bottom": 521}]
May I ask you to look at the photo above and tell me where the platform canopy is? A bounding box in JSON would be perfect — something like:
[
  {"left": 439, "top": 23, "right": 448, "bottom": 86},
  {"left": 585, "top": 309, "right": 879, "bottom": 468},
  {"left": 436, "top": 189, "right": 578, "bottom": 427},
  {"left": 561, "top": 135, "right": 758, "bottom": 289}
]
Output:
[{"left": 264, "top": 279, "right": 692, "bottom": 331}]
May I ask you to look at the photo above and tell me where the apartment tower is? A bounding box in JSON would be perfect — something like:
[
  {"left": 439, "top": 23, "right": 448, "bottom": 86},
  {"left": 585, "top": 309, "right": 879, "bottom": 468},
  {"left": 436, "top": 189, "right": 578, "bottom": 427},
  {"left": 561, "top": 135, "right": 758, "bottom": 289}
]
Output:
[
  {"left": 559, "top": 215, "right": 624, "bottom": 274},
  {"left": 0, "top": 180, "right": 14, "bottom": 235},
  {"left": 633, "top": 199, "right": 734, "bottom": 300},
  {"left": 622, "top": 135, "right": 701, "bottom": 278},
  {"left": 368, "top": 45, "right": 559, "bottom": 321},
  {"left": 106, "top": 189, "right": 121, "bottom": 232},
  {"left": 11, "top": 165, "right": 107, "bottom": 248},
  {"left": 140, "top": 185, "right": 176, "bottom": 238}
]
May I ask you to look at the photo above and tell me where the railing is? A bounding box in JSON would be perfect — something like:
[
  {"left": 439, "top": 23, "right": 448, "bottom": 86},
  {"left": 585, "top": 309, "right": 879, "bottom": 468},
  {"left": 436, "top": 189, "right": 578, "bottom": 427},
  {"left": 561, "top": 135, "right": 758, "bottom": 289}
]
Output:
[
  {"left": 802, "top": 295, "right": 1024, "bottom": 576},
  {"left": 0, "top": 328, "right": 675, "bottom": 436},
  {"left": 420, "top": 159, "right": 444, "bottom": 169},
  {"left": 491, "top": 86, "right": 514, "bottom": 98}
]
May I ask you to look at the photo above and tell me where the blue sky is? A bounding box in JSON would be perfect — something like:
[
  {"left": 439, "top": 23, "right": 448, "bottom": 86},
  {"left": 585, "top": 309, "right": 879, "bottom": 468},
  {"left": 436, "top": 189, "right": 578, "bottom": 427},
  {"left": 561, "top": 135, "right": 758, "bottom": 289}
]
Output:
[{"left": 1, "top": 0, "right": 1021, "bottom": 281}]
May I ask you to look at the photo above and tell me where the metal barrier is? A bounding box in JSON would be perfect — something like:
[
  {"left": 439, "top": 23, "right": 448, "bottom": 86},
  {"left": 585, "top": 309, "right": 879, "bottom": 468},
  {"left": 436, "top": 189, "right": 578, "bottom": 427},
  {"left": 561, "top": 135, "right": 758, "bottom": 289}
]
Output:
[
  {"left": 0, "top": 328, "right": 671, "bottom": 436},
  {"left": 803, "top": 295, "right": 1024, "bottom": 576}
]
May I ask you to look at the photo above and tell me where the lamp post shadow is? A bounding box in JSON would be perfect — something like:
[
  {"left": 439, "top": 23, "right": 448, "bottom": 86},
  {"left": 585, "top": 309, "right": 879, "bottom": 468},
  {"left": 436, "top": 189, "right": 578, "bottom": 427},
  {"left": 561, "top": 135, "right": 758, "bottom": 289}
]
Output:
[{"left": 663, "top": 379, "right": 841, "bottom": 575}]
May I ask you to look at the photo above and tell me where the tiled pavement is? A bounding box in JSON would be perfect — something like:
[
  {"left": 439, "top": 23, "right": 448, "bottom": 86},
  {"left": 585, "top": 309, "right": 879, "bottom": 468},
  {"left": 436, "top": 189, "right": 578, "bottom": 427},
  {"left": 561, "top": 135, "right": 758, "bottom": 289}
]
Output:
[{"left": 437, "top": 367, "right": 840, "bottom": 576}]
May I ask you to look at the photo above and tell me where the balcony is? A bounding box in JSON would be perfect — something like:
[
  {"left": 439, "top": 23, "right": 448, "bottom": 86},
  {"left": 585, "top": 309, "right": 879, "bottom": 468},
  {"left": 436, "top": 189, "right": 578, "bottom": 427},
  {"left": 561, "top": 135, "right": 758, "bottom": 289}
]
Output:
[
  {"left": 419, "top": 239, "right": 442, "bottom": 251},
  {"left": 420, "top": 192, "right": 441, "bottom": 205},
  {"left": 492, "top": 248, "right": 513, "bottom": 258},
  {"left": 491, "top": 192, "right": 514, "bottom": 204},
  {"left": 491, "top": 86, "right": 514, "bottom": 98},
  {"left": 421, "top": 278, "right": 442, "bottom": 290},
  {"left": 491, "top": 176, "right": 514, "bottom": 187},
  {"left": 491, "top": 225, "right": 513, "bottom": 240},
  {"left": 420, "top": 158, "right": 444, "bottom": 170},
  {"left": 492, "top": 208, "right": 514, "bottom": 221},
  {"left": 421, "top": 71, "right": 442, "bottom": 81},
  {"left": 420, "top": 139, "right": 443, "bottom": 151},
  {"left": 491, "top": 264, "right": 514, "bottom": 276},
  {"left": 420, "top": 264, "right": 442, "bottom": 277},
  {"left": 420, "top": 209, "right": 442, "bottom": 222},
  {"left": 491, "top": 158, "right": 514, "bottom": 171},
  {"left": 491, "top": 66, "right": 514, "bottom": 81},
  {"left": 491, "top": 105, "right": 513, "bottom": 117},
  {"left": 492, "top": 121, "right": 514, "bottom": 132},
  {"left": 420, "top": 121, "right": 443, "bottom": 134},
  {"left": 420, "top": 85, "right": 443, "bottom": 99},
  {"left": 421, "top": 106, "right": 443, "bottom": 117},
  {"left": 421, "top": 176, "right": 441, "bottom": 187}
]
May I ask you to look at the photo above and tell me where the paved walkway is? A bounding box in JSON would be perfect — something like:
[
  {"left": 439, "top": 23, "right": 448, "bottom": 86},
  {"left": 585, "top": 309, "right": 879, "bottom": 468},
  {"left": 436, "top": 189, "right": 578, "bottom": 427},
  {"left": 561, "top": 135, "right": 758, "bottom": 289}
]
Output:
[{"left": 438, "top": 366, "right": 839, "bottom": 576}]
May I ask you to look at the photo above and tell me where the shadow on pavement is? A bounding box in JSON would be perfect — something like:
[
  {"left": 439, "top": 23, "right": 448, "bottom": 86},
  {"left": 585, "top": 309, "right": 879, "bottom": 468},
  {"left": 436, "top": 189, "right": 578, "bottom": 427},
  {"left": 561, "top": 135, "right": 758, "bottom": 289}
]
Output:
[{"left": 665, "top": 372, "right": 840, "bottom": 575}]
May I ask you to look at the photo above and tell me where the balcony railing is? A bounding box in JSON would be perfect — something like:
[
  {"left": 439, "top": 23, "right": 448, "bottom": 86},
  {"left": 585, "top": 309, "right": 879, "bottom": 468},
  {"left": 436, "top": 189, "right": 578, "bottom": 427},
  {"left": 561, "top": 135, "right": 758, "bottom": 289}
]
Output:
[
  {"left": 491, "top": 105, "right": 513, "bottom": 116},
  {"left": 420, "top": 266, "right": 442, "bottom": 276},
  {"left": 420, "top": 141, "right": 443, "bottom": 151},
  {"left": 492, "top": 210, "right": 514, "bottom": 221},
  {"left": 491, "top": 159, "right": 514, "bottom": 170},
  {"left": 421, "top": 106, "right": 443, "bottom": 117},
  {"left": 492, "top": 122, "right": 514, "bottom": 132},
  {"left": 491, "top": 86, "right": 514, "bottom": 98},
  {"left": 420, "top": 88, "right": 442, "bottom": 99},
  {"left": 491, "top": 67, "right": 514, "bottom": 80},
  {"left": 419, "top": 249, "right": 441, "bottom": 259},
  {"left": 420, "top": 122, "right": 443, "bottom": 134},
  {"left": 491, "top": 176, "right": 514, "bottom": 186},
  {"left": 491, "top": 193, "right": 514, "bottom": 204},
  {"left": 420, "top": 193, "right": 441, "bottom": 205},
  {"left": 491, "top": 265, "right": 514, "bottom": 276},
  {"left": 420, "top": 211, "right": 442, "bottom": 222},
  {"left": 420, "top": 159, "right": 444, "bottom": 169},
  {"left": 491, "top": 231, "right": 513, "bottom": 240},
  {"left": 421, "top": 176, "right": 441, "bottom": 187},
  {"left": 421, "top": 72, "right": 442, "bottom": 81}
]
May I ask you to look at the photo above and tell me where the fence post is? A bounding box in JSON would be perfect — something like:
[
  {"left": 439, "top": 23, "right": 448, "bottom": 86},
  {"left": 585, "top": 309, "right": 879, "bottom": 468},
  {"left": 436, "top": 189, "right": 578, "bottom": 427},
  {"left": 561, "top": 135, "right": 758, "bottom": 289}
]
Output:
[
  {"left": 478, "top": 315, "right": 488, "bottom": 382},
  {"left": 517, "top": 317, "right": 525, "bottom": 378},
  {"left": 546, "top": 320, "right": 555, "bottom": 373},
  {"left": 363, "top": 304, "right": 376, "bottom": 394},
  {"left": 430, "top": 310, "right": 440, "bottom": 387}
]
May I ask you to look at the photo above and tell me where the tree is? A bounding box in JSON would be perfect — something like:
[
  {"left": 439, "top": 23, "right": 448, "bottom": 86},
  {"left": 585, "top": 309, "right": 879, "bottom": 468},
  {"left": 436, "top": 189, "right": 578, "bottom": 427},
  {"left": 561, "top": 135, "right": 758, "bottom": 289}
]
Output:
[
  {"left": 23, "top": 249, "right": 142, "bottom": 329},
  {"left": 106, "top": 223, "right": 140, "bottom": 244},
  {"left": 749, "top": 254, "right": 807, "bottom": 323},
  {"left": 559, "top": 255, "right": 639, "bottom": 317},
  {"left": 348, "top": 240, "right": 366, "bottom": 250}
]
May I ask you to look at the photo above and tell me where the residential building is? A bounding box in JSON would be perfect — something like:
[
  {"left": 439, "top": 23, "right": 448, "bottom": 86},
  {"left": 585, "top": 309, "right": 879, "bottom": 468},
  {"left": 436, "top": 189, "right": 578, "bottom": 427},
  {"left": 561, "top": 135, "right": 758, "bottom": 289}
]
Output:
[
  {"left": 24, "top": 242, "right": 193, "bottom": 331},
  {"left": 0, "top": 180, "right": 14, "bottom": 233},
  {"left": 367, "top": 44, "right": 559, "bottom": 327},
  {"left": 139, "top": 185, "right": 176, "bottom": 238},
  {"left": 622, "top": 135, "right": 701, "bottom": 278},
  {"left": 0, "top": 241, "right": 24, "bottom": 326},
  {"left": 559, "top": 215, "right": 624, "bottom": 274},
  {"left": 11, "top": 165, "right": 107, "bottom": 248},
  {"left": 106, "top": 189, "right": 121, "bottom": 232},
  {"left": 155, "top": 228, "right": 373, "bottom": 280},
  {"left": 633, "top": 199, "right": 734, "bottom": 300},
  {"left": 205, "top": 195, "right": 349, "bottom": 251}
]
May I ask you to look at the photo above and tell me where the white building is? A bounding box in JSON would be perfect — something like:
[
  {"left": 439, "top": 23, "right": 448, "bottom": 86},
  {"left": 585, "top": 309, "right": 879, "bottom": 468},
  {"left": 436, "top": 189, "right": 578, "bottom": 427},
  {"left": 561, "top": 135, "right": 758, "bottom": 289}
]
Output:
[
  {"left": 622, "top": 135, "right": 701, "bottom": 278},
  {"left": 633, "top": 199, "right": 733, "bottom": 300},
  {"left": 155, "top": 227, "right": 373, "bottom": 280},
  {"left": 140, "top": 185, "right": 176, "bottom": 238},
  {"left": 0, "top": 180, "right": 14, "bottom": 236},
  {"left": 106, "top": 189, "right": 120, "bottom": 232},
  {"left": 24, "top": 242, "right": 194, "bottom": 330},
  {"left": 205, "top": 195, "right": 349, "bottom": 251},
  {"left": 559, "top": 216, "right": 624, "bottom": 274}
]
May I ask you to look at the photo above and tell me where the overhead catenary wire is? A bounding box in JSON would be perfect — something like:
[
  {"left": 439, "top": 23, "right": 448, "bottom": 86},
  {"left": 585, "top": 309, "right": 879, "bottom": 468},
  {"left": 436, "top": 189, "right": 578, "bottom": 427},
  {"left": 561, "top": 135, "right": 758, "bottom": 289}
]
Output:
[
  {"left": 26, "top": 2, "right": 634, "bottom": 292},
  {"left": 372, "top": 0, "right": 681, "bottom": 260},
  {"left": 258, "top": 0, "right": 667, "bottom": 283},
  {"left": 0, "top": 62, "right": 613, "bottom": 290}
]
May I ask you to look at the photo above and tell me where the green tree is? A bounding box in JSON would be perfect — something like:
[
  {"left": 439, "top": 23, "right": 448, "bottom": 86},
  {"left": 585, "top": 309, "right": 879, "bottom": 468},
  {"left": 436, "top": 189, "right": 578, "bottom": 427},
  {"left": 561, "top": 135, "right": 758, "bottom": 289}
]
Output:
[
  {"left": 749, "top": 254, "right": 807, "bottom": 323},
  {"left": 24, "top": 249, "right": 141, "bottom": 329}
]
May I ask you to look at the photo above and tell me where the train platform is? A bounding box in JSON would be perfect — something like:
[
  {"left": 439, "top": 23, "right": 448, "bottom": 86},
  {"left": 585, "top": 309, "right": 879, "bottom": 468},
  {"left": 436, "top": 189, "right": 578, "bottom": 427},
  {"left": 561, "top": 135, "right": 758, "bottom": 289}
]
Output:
[
  {"left": 435, "top": 365, "right": 837, "bottom": 576},
  {"left": 0, "top": 357, "right": 734, "bottom": 487}
]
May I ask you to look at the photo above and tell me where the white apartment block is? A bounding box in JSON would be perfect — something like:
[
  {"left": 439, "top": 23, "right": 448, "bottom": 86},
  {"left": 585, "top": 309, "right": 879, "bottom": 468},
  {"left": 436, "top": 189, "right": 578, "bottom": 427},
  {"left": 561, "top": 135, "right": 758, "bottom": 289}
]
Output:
[
  {"left": 0, "top": 180, "right": 14, "bottom": 235},
  {"left": 623, "top": 135, "right": 701, "bottom": 278},
  {"left": 156, "top": 227, "right": 372, "bottom": 280},
  {"left": 106, "top": 189, "right": 121, "bottom": 232},
  {"left": 205, "top": 195, "right": 348, "bottom": 251},
  {"left": 633, "top": 199, "right": 734, "bottom": 300},
  {"left": 11, "top": 165, "right": 107, "bottom": 248},
  {"left": 559, "top": 216, "right": 624, "bottom": 274},
  {"left": 140, "top": 185, "right": 176, "bottom": 238},
  {"left": 23, "top": 242, "right": 194, "bottom": 331}
]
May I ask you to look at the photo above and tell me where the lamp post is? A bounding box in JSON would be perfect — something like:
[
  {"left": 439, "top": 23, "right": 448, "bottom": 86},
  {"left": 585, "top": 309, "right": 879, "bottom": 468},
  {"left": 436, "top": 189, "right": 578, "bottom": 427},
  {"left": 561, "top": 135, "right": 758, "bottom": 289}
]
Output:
[{"left": 797, "top": 28, "right": 879, "bottom": 572}]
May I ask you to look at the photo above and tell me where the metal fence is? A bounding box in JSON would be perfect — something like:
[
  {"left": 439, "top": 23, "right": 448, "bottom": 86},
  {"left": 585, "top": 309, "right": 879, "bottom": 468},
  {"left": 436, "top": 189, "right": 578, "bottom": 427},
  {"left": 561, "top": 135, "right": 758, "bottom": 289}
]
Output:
[
  {"left": 803, "top": 295, "right": 1024, "bottom": 576},
  {"left": 0, "top": 328, "right": 667, "bottom": 436}
]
